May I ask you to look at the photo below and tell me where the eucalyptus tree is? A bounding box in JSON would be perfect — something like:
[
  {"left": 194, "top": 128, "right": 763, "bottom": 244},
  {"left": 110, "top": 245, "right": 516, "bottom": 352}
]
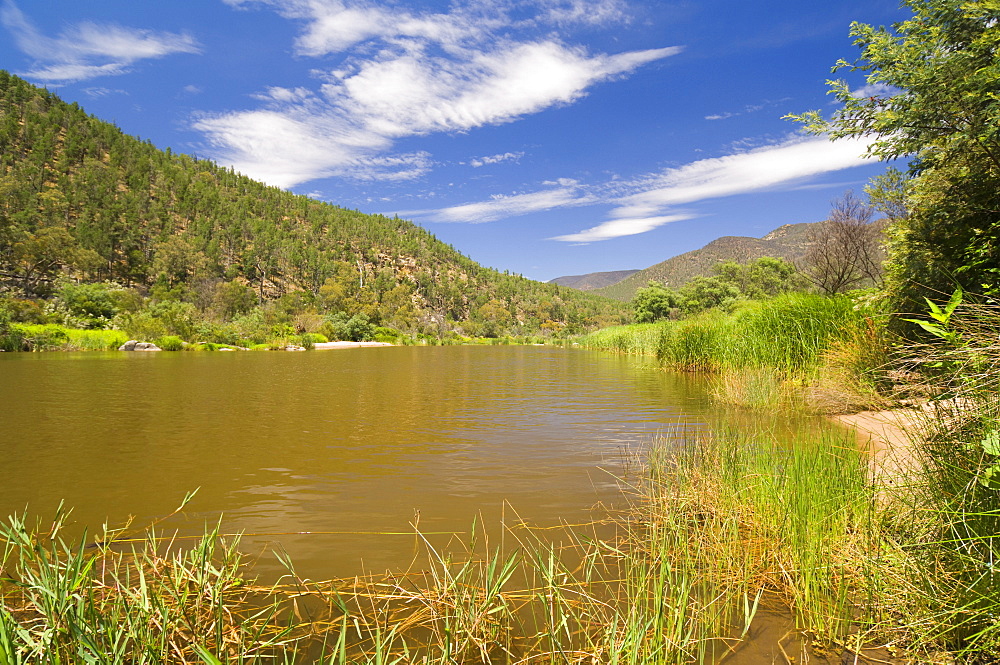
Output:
[{"left": 791, "top": 0, "right": 1000, "bottom": 307}]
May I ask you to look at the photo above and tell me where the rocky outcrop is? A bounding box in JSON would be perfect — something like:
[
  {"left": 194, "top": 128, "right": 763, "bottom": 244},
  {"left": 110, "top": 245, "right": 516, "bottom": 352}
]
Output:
[{"left": 118, "top": 340, "right": 162, "bottom": 351}]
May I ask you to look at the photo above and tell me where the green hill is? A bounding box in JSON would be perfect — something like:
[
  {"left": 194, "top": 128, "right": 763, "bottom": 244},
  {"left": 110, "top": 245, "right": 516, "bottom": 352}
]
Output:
[
  {"left": 0, "top": 71, "right": 627, "bottom": 338},
  {"left": 594, "top": 223, "right": 815, "bottom": 301}
]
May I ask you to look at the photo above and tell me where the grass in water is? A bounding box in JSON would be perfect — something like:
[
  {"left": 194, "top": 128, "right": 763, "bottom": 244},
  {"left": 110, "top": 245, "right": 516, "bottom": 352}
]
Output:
[{"left": 0, "top": 423, "right": 891, "bottom": 664}]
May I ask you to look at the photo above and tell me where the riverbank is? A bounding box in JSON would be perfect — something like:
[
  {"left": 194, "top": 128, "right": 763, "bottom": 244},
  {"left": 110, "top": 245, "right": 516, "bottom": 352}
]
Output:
[
  {"left": 834, "top": 406, "right": 925, "bottom": 481},
  {"left": 312, "top": 340, "right": 393, "bottom": 349}
]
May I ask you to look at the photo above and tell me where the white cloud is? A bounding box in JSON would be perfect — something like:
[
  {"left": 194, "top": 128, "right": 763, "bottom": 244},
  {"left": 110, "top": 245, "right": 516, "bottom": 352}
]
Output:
[
  {"left": 552, "top": 214, "right": 695, "bottom": 242},
  {"left": 194, "top": 0, "right": 679, "bottom": 186},
  {"left": 82, "top": 86, "right": 128, "bottom": 98},
  {"left": 610, "top": 135, "right": 874, "bottom": 220},
  {"left": 539, "top": 0, "right": 629, "bottom": 26},
  {"left": 415, "top": 186, "right": 595, "bottom": 223},
  {"left": 554, "top": 135, "right": 876, "bottom": 242},
  {"left": 470, "top": 151, "right": 524, "bottom": 167},
  {"left": 1, "top": 0, "right": 200, "bottom": 83},
  {"left": 408, "top": 135, "right": 877, "bottom": 240},
  {"left": 850, "top": 83, "right": 900, "bottom": 99}
]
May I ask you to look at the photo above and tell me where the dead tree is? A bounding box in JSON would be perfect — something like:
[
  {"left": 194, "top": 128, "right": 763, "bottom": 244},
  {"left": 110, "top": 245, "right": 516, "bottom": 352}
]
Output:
[{"left": 801, "top": 191, "right": 886, "bottom": 295}]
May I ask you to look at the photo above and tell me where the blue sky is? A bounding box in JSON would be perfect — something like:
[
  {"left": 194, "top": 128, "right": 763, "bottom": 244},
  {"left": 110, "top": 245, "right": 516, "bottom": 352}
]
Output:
[{"left": 1, "top": 0, "right": 906, "bottom": 281}]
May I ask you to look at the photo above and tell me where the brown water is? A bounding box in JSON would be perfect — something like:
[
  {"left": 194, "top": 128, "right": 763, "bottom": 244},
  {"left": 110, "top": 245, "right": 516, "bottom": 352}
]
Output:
[{"left": 0, "top": 345, "right": 726, "bottom": 579}]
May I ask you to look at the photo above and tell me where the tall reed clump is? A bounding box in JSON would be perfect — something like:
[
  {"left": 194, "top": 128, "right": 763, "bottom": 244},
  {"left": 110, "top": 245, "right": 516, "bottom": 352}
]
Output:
[
  {"left": 65, "top": 328, "right": 131, "bottom": 351},
  {"left": 717, "top": 293, "right": 861, "bottom": 373},
  {"left": 577, "top": 323, "right": 663, "bottom": 356},
  {"left": 882, "top": 298, "right": 1000, "bottom": 660},
  {"left": 0, "top": 501, "right": 295, "bottom": 664},
  {"left": 641, "top": 425, "right": 876, "bottom": 650},
  {"left": 255, "top": 425, "right": 883, "bottom": 664},
  {"left": 654, "top": 310, "right": 727, "bottom": 371}
]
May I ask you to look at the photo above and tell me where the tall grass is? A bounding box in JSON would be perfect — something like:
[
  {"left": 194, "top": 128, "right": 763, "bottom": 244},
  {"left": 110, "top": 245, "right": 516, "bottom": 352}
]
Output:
[
  {"left": 65, "top": 328, "right": 131, "bottom": 351},
  {"left": 2, "top": 325, "right": 130, "bottom": 351},
  {"left": 0, "top": 502, "right": 294, "bottom": 664},
  {"left": 576, "top": 323, "right": 663, "bottom": 356},
  {"left": 580, "top": 294, "right": 889, "bottom": 411},
  {"left": 882, "top": 301, "right": 1000, "bottom": 659}
]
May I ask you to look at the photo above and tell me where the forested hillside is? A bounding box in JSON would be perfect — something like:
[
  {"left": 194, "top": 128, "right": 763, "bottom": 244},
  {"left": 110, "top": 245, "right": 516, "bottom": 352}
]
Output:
[{"left": 0, "top": 72, "right": 627, "bottom": 339}]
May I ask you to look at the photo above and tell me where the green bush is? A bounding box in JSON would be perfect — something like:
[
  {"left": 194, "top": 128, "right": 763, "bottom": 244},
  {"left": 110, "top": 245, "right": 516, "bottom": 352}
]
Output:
[
  {"left": 55, "top": 281, "right": 119, "bottom": 326},
  {"left": 319, "top": 312, "right": 375, "bottom": 341},
  {"left": 300, "top": 332, "right": 328, "bottom": 344},
  {"left": 13, "top": 324, "right": 70, "bottom": 351},
  {"left": 156, "top": 335, "right": 185, "bottom": 351}
]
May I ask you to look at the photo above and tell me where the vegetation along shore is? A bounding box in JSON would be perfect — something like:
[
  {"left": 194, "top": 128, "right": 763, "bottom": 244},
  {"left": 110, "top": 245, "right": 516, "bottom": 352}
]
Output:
[{"left": 3, "top": 0, "right": 1000, "bottom": 662}]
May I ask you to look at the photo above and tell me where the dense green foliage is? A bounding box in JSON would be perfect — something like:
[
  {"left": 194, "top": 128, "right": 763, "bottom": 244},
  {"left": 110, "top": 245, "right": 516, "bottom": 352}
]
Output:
[
  {"left": 792, "top": 0, "right": 1000, "bottom": 310},
  {"left": 0, "top": 71, "right": 626, "bottom": 344},
  {"left": 632, "top": 256, "right": 805, "bottom": 322},
  {"left": 590, "top": 292, "right": 867, "bottom": 373}
]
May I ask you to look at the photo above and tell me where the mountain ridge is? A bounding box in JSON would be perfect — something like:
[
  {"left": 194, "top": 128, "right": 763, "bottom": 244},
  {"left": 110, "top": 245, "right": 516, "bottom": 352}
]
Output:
[{"left": 582, "top": 223, "right": 816, "bottom": 301}]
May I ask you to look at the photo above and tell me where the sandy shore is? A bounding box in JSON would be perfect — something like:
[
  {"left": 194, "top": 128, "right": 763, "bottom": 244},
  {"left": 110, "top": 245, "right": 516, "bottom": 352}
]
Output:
[
  {"left": 833, "top": 407, "right": 926, "bottom": 481},
  {"left": 312, "top": 341, "right": 394, "bottom": 350}
]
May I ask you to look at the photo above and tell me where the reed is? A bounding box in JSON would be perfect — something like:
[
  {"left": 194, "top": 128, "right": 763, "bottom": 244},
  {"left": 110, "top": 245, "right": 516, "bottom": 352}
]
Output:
[
  {"left": 64, "top": 328, "right": 131, "bottom": 351},
  {"left": 577, "top": 323, "right": 663, "bottom": 356},
  {"left": 580, "top": 294, "right": 890, "bottom": 411},
  {"left": 0, "top": 499, "right": 294, "bottom": 664}
]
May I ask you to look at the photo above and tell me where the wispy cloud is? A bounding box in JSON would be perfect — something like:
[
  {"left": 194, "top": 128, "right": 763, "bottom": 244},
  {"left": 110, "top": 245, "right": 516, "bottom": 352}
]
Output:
[
  {"left": 196, "top": 0, "right": 679, "bottom": 187},
  {"left": 705, "top": 99, "right": 786, "bottom": 121},
  {"left": 469, "top": 151, "right": 525, "bottom": 167},
  {"left": 849, "top": 83, "right": 899, "bottom": 99},
  {"left": 408, "top": 184, "right": 596, "bottom": 223},
  {"left": 81, "top": 86, "right": 128, "bottom": 98},
  {"left": 538, "top": 0, "right": 629, "bottom": 26},
  {"left": 0, "top": 0, "right": 200, "bottom": 83},
  {"left": 556, "top": 135, "right": 876, "bottom": 241},
  {"left": 406, "top": 135, "right": 876, "bottom": 240}
]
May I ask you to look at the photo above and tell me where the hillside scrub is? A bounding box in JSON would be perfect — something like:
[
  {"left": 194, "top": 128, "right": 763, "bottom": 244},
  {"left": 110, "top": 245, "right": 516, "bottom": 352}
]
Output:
[{"left": 0, "top": 71, "right": 628, "bottom": 341}]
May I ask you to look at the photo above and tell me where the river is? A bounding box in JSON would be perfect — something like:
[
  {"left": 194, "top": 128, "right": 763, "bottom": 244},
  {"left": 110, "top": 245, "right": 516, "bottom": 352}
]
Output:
[{"left": 1, "top": 345, "right": 788, "bottom": 580}]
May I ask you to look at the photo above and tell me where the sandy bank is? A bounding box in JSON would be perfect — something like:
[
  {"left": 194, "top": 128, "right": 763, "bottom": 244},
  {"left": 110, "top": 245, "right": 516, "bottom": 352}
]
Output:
[
  {"left": 834, "top": 407, "right": 927, "bottom": 481},
  {"left": 312, "top": 341, "right": 393, "bottom": 350}
]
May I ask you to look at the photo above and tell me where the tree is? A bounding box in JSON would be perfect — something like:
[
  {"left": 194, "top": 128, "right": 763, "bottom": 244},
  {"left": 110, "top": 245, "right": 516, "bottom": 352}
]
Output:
[
  {"left": 790, "top": 0, "right": 1000, "bottom": 304},
  {"left": 677, "top": 276, "right": 740, "bottom": 315},
  {"left": 713, "top": 256, "right": 803, "bottom": 299},
  {"left": 633, "top": 281, "right": 679, "bottom": 322},
  {"left": 801, "top": 192, "right": 885, "bottom": 295}
]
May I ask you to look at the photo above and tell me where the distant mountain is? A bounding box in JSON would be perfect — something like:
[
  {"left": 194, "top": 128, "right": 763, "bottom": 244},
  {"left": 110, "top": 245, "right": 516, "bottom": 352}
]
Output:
[
  {"left": 549, "top": 269, "right": 641, "bottom": 290},
  {"left": 593, "top": 223, "right": 816, "bottom": 301}
]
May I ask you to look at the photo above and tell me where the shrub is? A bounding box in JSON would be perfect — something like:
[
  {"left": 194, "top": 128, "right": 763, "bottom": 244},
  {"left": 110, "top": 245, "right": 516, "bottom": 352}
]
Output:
[
  {"left": 56, "top": 281, "right": 119, "bottom": 325},
  {"left": 301, "top": 332, "right": 328, "bottom": 345},
  {"left": 319, "top": 312, "right": 375, "bottom": 341},
  {"left": 156, "top": 335, "right": 185, "bottom": 351}
]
